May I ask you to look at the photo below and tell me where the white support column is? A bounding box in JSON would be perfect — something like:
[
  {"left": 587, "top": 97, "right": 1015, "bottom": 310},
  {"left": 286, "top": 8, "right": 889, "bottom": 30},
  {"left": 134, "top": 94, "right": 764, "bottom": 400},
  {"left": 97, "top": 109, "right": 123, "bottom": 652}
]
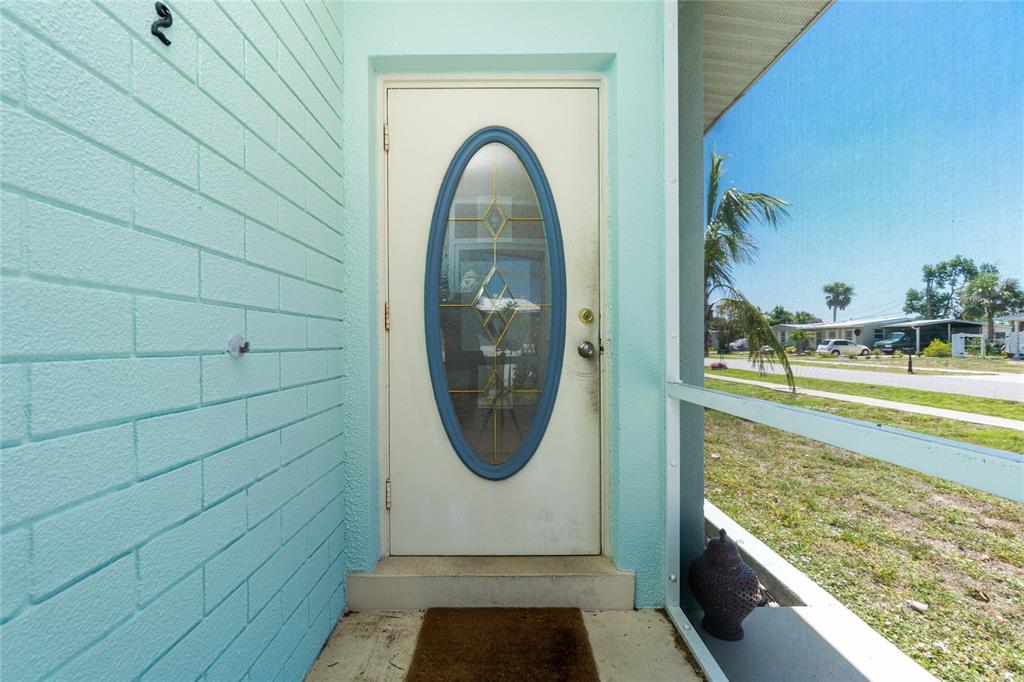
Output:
[
  {"left": 674, "top": 0, "right": 707, "bottom": 610},
  {"left": 663, "top": 0, "right": 682, "bottom": 610},
  {"left": 666, "top": 7, "right": 732, "bottom": 679}
]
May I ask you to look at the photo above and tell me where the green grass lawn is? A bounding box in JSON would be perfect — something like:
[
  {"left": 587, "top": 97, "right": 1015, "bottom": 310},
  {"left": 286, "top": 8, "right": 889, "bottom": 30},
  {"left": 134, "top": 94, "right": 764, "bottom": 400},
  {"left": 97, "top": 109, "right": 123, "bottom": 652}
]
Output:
[
  {"left": 783, "top": 359, "right": 962, "bottom": 376},
  {"left": 704, "top": 378, "right": 1024, "bottom": 454},
  {"left": 704, "top": 408, "right": 1024, "bottom": 681},
  {"left": 710, "top": 368, "right": 1024, "bottom": 422},
  {"left": 920, "top": 357, "right": 1024, "bottom": 374}
]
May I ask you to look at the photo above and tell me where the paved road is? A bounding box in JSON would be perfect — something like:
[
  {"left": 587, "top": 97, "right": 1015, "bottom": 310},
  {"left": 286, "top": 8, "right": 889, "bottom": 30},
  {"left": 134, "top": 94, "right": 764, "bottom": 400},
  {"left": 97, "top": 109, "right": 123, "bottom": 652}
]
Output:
[{"left": 706, "top": 358, "right": 1024, "bottom": 402}]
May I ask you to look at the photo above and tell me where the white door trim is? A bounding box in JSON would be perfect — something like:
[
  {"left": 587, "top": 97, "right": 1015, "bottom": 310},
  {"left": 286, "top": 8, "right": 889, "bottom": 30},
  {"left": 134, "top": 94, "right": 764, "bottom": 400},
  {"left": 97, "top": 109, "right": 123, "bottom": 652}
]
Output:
[{"left": 375, "top": 74, "right": 610, "bottom": 558}]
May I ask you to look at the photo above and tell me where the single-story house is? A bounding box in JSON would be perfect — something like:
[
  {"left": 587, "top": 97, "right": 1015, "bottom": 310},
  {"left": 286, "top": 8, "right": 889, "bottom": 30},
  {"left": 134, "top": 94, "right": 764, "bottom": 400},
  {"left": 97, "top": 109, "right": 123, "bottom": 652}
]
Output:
[
  {"left": 880, "top": 318, "right": 984, "bottom": 353},
  {"left": 773, "top": 316, "right": 916, "bottom": 349},
  {"left": 997, "top": 311, "right": 1024, "bottom": 333},
  {"left": 997, "top": 312, "right": 1024, "bottom": 358}
]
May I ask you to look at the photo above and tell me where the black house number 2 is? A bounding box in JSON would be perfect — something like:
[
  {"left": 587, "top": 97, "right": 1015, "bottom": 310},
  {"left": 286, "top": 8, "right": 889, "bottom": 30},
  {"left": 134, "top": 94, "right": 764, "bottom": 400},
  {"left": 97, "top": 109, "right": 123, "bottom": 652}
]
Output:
[{"left": 151, "top": 2, "right": 173, "bottom": 46}]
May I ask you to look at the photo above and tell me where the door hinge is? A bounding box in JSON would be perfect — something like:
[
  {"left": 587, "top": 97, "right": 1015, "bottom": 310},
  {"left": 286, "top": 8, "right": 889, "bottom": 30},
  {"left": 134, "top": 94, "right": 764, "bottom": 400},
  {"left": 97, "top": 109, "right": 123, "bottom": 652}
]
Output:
[
  {"left": 385, "top": 478, "right": 392, "bottom": 509},
  {"left": 384, "top": 301, "right": 391, "bottom": 331},
  {"left": 383, "top": 124, "right": 390, "bottom": 152}
]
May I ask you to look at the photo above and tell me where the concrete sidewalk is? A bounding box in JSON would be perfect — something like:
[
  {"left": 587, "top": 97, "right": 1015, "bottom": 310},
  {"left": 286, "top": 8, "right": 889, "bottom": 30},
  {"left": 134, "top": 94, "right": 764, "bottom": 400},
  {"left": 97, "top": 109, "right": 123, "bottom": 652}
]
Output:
[
  {"left": 707, "top": 358, "right": 1024, "bottom": 402},
  {"left": 706, "top": 373, "right": 1024, "bottom": 433}
]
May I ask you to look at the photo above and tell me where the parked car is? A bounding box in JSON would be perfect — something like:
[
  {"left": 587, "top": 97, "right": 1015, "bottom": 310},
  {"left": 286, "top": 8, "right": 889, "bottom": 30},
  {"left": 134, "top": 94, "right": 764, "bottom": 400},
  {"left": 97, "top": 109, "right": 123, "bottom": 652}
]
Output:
[
  {"left": 728, "top": 338, "right": 748, "bottom": 352},
  {"left": 816, "top": 338, "right": 870, "bottom": 356},
  {"left": 873, "top": 331, "right": 915, "bottom": 355}
]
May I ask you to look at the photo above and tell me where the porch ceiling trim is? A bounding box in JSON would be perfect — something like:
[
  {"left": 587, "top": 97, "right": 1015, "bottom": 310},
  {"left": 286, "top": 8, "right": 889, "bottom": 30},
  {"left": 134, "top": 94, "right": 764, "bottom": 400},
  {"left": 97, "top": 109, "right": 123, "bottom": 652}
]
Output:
[{"left": 704, "top": 0, "right": 834, "bottom": 132}]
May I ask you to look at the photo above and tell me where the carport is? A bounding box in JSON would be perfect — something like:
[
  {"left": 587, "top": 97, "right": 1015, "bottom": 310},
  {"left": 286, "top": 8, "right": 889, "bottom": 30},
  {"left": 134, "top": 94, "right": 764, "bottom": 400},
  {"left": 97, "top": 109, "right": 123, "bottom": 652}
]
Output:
[{"left": 881, "top": 318, "right": 984, "bottom": 354}]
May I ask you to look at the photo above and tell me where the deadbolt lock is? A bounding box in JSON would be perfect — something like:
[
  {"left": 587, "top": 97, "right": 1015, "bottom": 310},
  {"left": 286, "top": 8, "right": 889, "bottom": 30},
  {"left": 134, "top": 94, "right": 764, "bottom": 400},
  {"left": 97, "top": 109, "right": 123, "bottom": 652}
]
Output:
[{"left": 579, "top": 307, "right": 595, "bottom": 324}]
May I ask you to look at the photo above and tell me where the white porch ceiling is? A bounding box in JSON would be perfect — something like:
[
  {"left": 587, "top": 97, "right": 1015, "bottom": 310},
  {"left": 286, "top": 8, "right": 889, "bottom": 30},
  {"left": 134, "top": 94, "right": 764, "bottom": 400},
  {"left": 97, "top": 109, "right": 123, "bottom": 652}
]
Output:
[{"left": 704, "top": 0, "right": 833, "bottom": 132}]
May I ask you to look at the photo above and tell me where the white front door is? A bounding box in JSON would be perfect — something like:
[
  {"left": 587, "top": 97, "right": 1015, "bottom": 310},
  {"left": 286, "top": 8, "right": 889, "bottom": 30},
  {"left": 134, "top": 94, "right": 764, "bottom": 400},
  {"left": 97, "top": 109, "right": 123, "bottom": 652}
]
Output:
[{"left": 386, "top": 85, "right": 601, "bottom": 555}]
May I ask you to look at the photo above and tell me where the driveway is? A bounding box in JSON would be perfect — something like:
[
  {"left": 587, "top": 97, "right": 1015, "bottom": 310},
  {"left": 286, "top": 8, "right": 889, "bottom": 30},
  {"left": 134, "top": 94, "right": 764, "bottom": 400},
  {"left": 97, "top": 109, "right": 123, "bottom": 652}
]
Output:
[{"left": 706, "top": 358, "right": 1024, "bottom": 402}]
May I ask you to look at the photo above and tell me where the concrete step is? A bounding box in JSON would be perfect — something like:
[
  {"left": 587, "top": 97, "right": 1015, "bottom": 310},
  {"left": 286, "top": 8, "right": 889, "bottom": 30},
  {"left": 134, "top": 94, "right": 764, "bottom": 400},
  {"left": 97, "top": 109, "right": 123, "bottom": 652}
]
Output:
[{"left": 347, "top": 556, "right": 635, "bottom": 610}]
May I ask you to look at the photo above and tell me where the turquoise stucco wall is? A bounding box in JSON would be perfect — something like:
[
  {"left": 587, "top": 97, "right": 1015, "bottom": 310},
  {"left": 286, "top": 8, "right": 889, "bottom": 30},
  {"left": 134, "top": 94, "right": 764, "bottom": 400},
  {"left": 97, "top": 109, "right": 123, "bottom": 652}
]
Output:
[
  {"left": 1, "top": 1, "right": 347, "bottom": 679},
  {"left": 340, "top": 1, "right": 670, "bottom": 606}
]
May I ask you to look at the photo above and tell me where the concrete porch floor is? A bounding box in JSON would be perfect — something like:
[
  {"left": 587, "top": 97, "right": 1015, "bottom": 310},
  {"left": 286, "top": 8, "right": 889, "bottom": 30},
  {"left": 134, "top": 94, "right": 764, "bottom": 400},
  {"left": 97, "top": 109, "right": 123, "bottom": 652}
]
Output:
[{"left": 305, "top": 610, "right": 704, "bottom": 681}]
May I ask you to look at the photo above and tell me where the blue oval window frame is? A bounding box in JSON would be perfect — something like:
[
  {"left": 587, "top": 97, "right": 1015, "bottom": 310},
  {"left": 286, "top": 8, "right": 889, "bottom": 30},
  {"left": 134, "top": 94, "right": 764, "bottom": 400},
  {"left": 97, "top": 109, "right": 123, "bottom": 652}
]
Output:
[{"left": 424, "top": 126, "right": 567, "bottom": 481}]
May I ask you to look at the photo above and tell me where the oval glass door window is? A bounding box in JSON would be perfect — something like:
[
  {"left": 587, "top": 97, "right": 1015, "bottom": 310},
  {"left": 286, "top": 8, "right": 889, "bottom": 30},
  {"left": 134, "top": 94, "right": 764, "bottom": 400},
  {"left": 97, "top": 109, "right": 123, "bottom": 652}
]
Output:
[{"left": 425, "top": 127, "right": 566, "bottom": 480}]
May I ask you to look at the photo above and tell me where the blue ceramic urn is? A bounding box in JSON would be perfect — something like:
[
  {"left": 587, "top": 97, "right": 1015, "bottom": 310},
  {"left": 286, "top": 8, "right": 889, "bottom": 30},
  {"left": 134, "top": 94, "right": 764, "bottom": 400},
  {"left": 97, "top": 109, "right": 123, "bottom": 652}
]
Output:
[{"left": 688, "top": 529, "right": 760, "bottom": 641}]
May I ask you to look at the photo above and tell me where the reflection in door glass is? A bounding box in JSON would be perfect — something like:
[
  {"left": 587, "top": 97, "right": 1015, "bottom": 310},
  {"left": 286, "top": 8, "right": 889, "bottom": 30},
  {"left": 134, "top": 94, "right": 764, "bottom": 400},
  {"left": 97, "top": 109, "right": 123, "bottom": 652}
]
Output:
[{"left": 439, "top": 143, "right": 550, "bottom": 465}]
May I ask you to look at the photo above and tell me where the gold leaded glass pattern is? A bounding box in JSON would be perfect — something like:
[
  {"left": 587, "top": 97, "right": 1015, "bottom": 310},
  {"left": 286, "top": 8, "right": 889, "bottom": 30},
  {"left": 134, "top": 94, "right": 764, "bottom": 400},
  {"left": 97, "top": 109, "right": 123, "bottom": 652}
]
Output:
[{"left": 439, "top": 143, "right": 551, "bottom": 465}]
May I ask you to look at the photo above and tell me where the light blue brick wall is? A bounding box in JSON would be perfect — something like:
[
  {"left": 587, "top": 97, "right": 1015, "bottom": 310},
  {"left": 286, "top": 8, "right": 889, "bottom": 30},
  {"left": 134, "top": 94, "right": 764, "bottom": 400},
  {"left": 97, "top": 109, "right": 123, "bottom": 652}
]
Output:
[{"left": 0, "top": 1, "right": 346, "bottom": 679}]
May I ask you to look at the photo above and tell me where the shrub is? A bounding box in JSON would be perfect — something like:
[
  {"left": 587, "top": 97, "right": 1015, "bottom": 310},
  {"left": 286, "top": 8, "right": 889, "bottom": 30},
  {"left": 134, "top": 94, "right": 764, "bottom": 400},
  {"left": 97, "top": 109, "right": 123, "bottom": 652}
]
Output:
[
  {"left": 784, "top": 346, "right": 797, "bottom": 355},
  {"left": 845, "top": 349, "right": 861, "bottom": 359},
  {"left": 922, "top": 339, "right": 952, "bottom": 358},
  {"left": 709, "top": 361, "right": 728, "bottom": 370}
]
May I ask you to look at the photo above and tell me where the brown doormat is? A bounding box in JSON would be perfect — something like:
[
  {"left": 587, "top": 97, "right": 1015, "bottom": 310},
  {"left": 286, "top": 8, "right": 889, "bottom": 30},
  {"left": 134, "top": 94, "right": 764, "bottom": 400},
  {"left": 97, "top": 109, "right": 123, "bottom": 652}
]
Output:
[{"left": 406, "top": 608, "right": 600, "bottom": 682}]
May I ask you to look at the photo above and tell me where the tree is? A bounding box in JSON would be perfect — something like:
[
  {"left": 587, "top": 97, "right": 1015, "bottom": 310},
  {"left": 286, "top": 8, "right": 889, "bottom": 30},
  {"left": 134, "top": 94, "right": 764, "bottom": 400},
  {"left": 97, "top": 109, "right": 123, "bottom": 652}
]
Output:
[
  {"left": 704, "top": 153, "right": 794, "bottom": 388},
  {"left": 904, "top": 263, "right": 948, "bottom": 319},
  {"left": 904, "top": 256, "right": 992, "bottom": 318},
  {"left": 766, "top": 305, "right": 792, "bottom": 326},
  {"left": 936, "top": 256, "right": 989, "bottom": 317},
  {"left": 790, "top": 329, "right": 812, "bottom": 354},
  {"left": 961, "top": 272, "right": 1024, "bottom": 341},
  {"left": 791, "top": 311, "right": 821, "bottom": 324},
  {"left": 937, "top": 256, "right": 978, "bottom": 316},
  {"left": 822, "top": 281, "right": 854, "bottom": 322},
  {"left": 708, "top": 300, "right": 744, "bottom": 352}
]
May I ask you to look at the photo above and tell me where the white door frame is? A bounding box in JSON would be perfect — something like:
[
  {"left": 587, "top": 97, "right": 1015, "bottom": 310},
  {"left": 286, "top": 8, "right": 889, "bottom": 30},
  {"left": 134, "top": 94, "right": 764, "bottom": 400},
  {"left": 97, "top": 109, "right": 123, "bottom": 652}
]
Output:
[{"left": 376, "top": 74, "right": 610, "bottom": 558}]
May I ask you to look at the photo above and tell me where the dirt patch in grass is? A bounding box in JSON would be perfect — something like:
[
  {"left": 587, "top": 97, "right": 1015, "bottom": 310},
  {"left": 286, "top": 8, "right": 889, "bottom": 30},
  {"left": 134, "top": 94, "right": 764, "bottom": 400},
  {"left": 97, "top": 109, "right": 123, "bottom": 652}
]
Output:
[
  {"left": 705, "top": 410, "right": 1024, "bottom": 681},
  {"left": 928, "top": 492, "right": 982, "bottom": 513}
]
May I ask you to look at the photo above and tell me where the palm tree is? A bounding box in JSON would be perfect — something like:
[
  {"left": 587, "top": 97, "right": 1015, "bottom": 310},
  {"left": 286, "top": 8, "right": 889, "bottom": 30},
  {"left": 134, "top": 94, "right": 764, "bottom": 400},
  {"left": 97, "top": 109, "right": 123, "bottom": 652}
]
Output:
[
  {"left": 961, "top": 272, "right": 1024, "bottom": 341},
  {"left": 822, "top": 281, "right": 854, "bottom": 322},
  {"left": 791, "top": 311, "right": 821, "bottom": 324},
  {"left": 790, "top": 329, "right": 812, "bottom": 354},
  {"left": 704, "top": 153, "right": 794, "bottom": 388}
]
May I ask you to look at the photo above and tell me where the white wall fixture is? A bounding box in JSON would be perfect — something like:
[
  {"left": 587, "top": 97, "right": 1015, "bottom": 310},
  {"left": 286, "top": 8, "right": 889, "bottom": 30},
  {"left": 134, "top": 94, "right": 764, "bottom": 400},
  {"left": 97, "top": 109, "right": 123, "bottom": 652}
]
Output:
[{"left": 226, "top": 334, "right": 250, "bottom": 358}]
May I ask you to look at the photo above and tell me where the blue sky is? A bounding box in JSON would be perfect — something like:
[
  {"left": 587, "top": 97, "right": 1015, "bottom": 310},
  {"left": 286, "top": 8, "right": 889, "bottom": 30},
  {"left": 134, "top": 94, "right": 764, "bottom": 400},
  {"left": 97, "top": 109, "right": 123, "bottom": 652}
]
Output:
[{"left": 704, "top": 0, "right": 1023, "bottom": 322}]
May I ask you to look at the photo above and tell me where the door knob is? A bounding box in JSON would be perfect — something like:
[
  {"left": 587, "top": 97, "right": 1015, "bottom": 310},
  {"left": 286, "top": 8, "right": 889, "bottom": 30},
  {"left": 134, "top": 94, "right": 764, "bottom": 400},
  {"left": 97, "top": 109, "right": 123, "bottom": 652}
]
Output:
[{"left": 577, "top": 341, "right": 595, "bottom": 359}]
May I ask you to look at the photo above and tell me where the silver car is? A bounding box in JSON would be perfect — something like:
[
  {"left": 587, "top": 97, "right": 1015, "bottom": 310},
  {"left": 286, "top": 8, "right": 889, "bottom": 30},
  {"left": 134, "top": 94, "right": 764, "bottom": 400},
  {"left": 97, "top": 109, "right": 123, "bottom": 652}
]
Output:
[
  {"left": 816, "top": 338, "right": 870, "bottom": 356},
  {"left": 728, "top": 338, "right": 748, "bottom": 352}
]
